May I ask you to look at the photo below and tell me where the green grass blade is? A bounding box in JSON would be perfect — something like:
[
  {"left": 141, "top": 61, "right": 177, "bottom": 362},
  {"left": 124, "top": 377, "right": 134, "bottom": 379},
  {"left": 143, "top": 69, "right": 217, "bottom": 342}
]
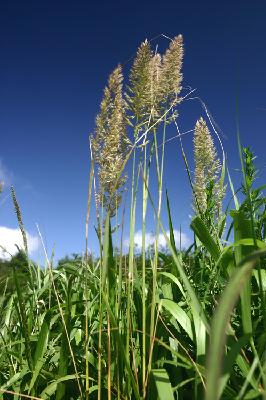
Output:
[
  {"left": 232, "top": 210, "right": 253, "bottom": 334},
  {"left": 149, "top": 369, "right": 175, "bottom": 400},
  {"left": 102, "top": 210, "right": 110, "bottom": 289},
  {"left": 190, "top": 216, "right": 221, "bottom": 261},
  {"left": 166, "top": 190, "right": 177, "bottom": 255},
  {"left": 219, "top": 334, "right": 251, "bottom": 395},
  {"left": 160, "top": 272, "right": 186, "bottom": 299},
  {"left": 28, "top": 312, "right": 51, "bottom": 392},
  {"left": 160, "top": 299, "right": 193, "bottom": 340},
  {"left": 205, "top": 249, "right": 266, "bottom": 400},
  {"left": 41, "top": 375, "right": 86, "bottom": 399},
  {"left": 191, "top": 305, "right": 206, "bottom": 360}
]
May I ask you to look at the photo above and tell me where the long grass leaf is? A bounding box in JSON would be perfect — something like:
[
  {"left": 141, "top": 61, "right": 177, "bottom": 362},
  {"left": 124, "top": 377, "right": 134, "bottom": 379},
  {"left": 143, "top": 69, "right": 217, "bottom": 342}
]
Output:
[
  {"left": 148, "top": 369, "right": 175, "bottom": 400},
  {"left": 205, "top": 249, "right": 266, "bottom": 400}
]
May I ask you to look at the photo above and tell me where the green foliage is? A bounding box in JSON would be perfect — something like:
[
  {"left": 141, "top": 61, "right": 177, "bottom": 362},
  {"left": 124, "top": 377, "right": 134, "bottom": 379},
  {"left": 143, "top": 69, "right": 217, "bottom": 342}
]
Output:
[{"left": 0, "top": 250, "right": 30, "bottom": 295}]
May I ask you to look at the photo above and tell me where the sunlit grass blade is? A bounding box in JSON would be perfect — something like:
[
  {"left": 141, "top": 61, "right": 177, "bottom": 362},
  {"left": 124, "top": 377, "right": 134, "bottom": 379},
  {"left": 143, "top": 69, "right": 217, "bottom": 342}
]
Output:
[
  {"left": 166, "top": 190, "right": 177, "bottom": 255},
  {"left": 160, "top": 299, "right": 193, "bottom": 340},
  {"left": 28, "top": 312, "right": 51, "bottom": 393},
  {"left": 205, "top": 249, "right": 266, "bottom": 400},
  {"left": 190, "top": 216, "right": 221, "bottom": 261},
  {"left": 148, "top": 369, "right": 175, "bottom": 400},
  {"left": 232, "top": 209, "right": 253, "bottom": 334}
]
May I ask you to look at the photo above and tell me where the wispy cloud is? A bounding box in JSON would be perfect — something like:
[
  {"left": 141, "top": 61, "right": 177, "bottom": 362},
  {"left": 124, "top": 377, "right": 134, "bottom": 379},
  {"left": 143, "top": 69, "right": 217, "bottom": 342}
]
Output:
[
  {"left": 124, "top": 229, "right": 191, "bottom": 251},
  {"left": 0, "top": 226, "right": 40, "bottom": 260},
  {"left": 0, "top": 159, "right": 13, "bottom": 188}
]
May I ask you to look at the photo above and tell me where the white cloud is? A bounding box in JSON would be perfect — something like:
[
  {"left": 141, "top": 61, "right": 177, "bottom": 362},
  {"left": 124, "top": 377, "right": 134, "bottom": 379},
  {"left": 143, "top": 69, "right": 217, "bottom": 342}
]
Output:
[
  {"left": 0, "top": 226, "right": 39, "bottom": 260},
  {"left": 124, "top": 229, "right": 191, "bottom": 251}
]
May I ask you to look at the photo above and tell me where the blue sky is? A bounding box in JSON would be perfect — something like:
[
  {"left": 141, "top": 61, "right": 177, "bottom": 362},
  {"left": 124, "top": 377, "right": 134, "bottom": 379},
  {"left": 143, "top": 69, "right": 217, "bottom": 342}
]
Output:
[{"left": 0, "top": 1, "right": 266, "bottom": 262}]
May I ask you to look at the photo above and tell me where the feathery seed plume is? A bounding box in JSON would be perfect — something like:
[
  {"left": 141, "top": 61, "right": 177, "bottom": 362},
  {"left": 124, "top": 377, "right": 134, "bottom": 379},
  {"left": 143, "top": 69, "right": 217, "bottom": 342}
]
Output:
[
  {"left": 91, "top": 65, "right": 128, "bottom": 217},
  {"left": 147, "top": 52, "right": 162, "bottom": 119},
  {"left": 160, "top": 35, "right": 184, "bottom": 107},
  {"left": 193, "top": 117, "right": 224, "bottom": 220},
  {"left": 126, "top": 40, "right": 155, "bottom": 126}
]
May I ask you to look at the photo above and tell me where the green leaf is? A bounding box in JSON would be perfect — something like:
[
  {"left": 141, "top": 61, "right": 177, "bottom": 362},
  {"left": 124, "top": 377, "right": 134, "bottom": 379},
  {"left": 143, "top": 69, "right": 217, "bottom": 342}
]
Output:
[
  {"left": 231, "top": 210, "right": 254, "bottom": 335},
  {"left": 166, "top": 190, "right": 177, "bottom": 255},
  {"left": 28, "top": 312, "right": 52, "bottom": 392},
  {"left": 190, "top": 216, "right": 221, "bottom": 261},
  {"left": 191, "top": 305, "right": 206, "bottom": 359},
  {"left": 41, "top": 375, "right": 88, "bottom": 399},
  {"left": 149, "top": 369, "right": 175, "bottom": 400},
  {"left": 205, "top": 249, "right": 266, "bottom": 400},
  {"left": 160, "top": 299, "right": 193, "bottom": 340},
  {"left": 219, "top": 334, "right": 251, "bottom": 395},
  {"left": 160, "top": 272, "right": 186, "bottom": 299},
  {"left": 253, "top": 269, "right": 266, "bottom": 291},
  {"left": 242, "top": 389, "right": 263, "bottom": 399},
  {"left": 0, "top": 367, "right": 29, "bottom": 390}
]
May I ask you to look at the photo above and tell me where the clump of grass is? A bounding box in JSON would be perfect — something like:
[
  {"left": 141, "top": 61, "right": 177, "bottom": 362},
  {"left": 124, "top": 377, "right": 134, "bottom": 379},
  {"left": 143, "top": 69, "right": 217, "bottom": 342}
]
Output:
[{"left": 1, "top": 35, "right": 266, "bottom": 400}]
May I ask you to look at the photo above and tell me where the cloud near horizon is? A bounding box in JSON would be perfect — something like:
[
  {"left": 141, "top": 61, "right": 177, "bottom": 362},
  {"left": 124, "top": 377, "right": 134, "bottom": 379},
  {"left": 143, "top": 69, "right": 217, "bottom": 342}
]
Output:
[
  {"left": 0, "top": 226, "right": 39, "bottom": 260},
  {"left": 124, "top": 229, "right": 191, "bottom": 251}
]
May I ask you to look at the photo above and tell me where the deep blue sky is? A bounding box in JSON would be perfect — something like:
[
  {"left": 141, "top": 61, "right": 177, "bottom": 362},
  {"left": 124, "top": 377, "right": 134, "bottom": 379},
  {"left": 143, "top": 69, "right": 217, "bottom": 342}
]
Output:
[{"left": 0, "top": 1, "right": 266, "bottom": 262}]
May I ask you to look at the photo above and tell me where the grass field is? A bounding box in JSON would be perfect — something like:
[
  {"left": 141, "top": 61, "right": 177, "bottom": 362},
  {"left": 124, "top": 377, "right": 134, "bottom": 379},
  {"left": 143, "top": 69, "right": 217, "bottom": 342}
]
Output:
[{"left": 1, "top": 36, "right": 266, "bottom": 400}]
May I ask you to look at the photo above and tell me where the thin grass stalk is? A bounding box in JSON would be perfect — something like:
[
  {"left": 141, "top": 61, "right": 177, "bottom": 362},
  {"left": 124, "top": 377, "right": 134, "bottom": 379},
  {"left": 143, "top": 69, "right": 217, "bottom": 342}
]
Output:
[
  {"left": 148, "top": 118, "right": 166, "bottom": 378},
  {"left": 86, "top": 141, "right": 95, "bottom": 259},
  {"left": 101, "top": 291, "right": 141, "bottom": 400},
  {"left": 85, "top": 142, "right": 95, "bottom": 399},
  {"left": 0, "top": 389, "right": 43, "bottom": 400},
  {"left": 36, "top": 225, "right": 83, "bottom": 399},
  {"left": 131, "top": 318, "right": 140, "bottom": 389},
  {"left": 116, "top": 204, "right": 126, "bottom": 398},
  {"left": 126, "top": 147, "right": 137, "bottom": 364},
  {"left": 141, "top": 143, "right": 148, "bottom": 396},
  {"left": 97, "top": 262, "right": 103, "bottom": 400},
  {"left": 138, "top": 109, "right": 155, "bottom": 397},
  {"left": 85, "top": 266, "right": 90, "bottom": 399},
  {"left": 145, "top": 301, "right": 163, "bottom": 389},
  {"left": 126, "top": 150, "right": 135, "bottom": 345},
  {"left": 96, "top": 195, "right": 104, "bottom": 400},
  {"left": 116, "top": 203, "right": 126, "bottom": 317},
  {"left": 127, "top": 156, "right": 140, "bottom": 396},
  {"left": 148, "top": 131, "right": 159, "bottom": 367},
  {"left": 107, "top": 313, "right": 111, "bottom": 400}
]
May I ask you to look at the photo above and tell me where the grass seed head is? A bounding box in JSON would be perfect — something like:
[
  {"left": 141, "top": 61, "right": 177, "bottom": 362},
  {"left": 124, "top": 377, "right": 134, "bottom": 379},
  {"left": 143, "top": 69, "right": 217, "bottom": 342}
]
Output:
[
  {"left": 91, "top": 65, "right": 128, "bottom": 217},
  {"left": 193, "top": 117, "right": 224, "bottom": 220},
  {"left": 160, "top": 35, "right": 184, "bottom": 107},
  {"left": 126, "top": 39, "right": 154, "bottom": 126}
]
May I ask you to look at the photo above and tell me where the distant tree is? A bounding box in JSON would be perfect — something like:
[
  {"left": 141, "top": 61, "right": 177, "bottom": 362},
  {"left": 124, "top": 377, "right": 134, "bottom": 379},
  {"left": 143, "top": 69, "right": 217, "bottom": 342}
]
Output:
[{"left": 0, "top": 250, "right": 30, "bottom": 295}]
